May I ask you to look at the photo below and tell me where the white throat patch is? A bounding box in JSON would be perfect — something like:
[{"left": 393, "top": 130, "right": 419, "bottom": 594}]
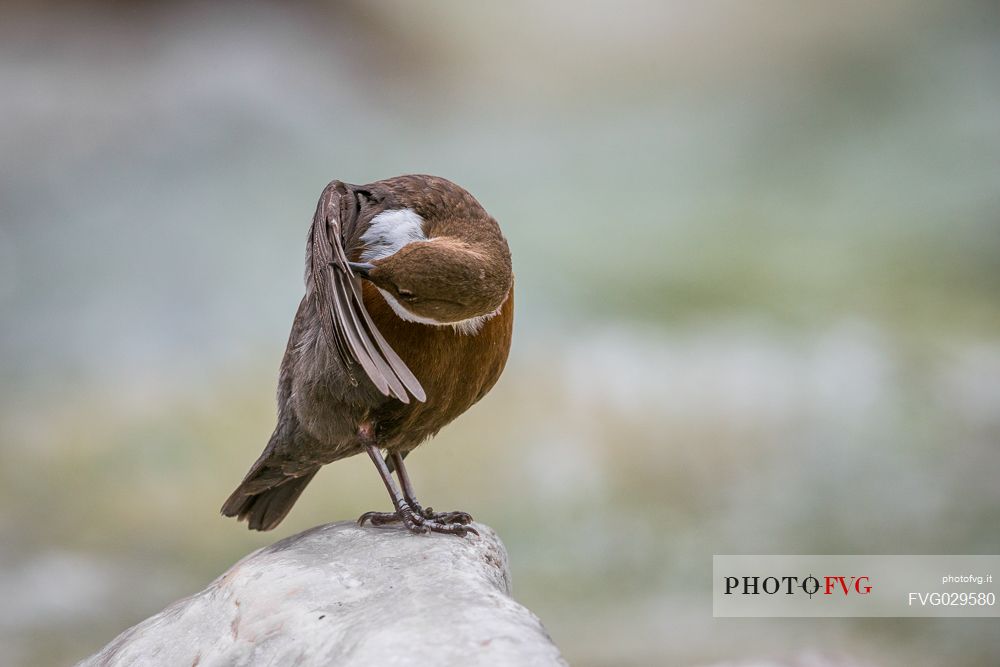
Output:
[{"left": 360, "top": 208, "right": 427, "bottom": 262}]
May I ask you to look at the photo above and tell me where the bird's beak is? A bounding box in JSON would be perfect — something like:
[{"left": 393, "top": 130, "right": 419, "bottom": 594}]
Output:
[{"left": 346, "top": 262, "right": 376, "bottom": 280}]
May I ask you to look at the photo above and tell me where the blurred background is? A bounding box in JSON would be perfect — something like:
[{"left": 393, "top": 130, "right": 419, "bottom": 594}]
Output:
[{"left": 1, "top": 1, "right": 999, "bottom": 665}]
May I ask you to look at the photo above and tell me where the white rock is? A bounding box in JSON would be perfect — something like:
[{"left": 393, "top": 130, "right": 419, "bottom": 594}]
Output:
[{"left": 78, "top": 521, "right": 566, "bottom": 667}]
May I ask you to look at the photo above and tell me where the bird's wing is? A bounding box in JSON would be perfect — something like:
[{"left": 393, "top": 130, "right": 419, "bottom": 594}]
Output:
[{"left": 309, "top": 181, "right": 426, "bottom": 403}]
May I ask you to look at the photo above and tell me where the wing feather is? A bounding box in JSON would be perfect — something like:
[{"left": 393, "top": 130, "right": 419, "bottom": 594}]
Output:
[{"left": 309, "top": 181, "right": 425, "bottom": 403}]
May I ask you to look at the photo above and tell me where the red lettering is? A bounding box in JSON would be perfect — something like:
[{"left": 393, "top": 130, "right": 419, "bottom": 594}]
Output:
[
  {"left": 824, "top": 575, "right": 872, "bottom": 595},
  {"left": 823, "top": 576, "right": 848, "bottom": 595}
]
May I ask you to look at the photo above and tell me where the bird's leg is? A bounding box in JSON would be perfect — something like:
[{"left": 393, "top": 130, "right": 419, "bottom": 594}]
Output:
[
  {"left": 391, "top": 451, "right": 474, "bottom": 527},
  {"left": 356, "top": 439, "right": 426, "bottom": 533},
  {"left": 355, "top": 433, "right": 474, "bottom": 536}
]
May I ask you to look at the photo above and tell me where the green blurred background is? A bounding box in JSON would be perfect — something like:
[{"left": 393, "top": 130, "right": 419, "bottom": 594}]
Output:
[{"left": 2, "top": 1, "right": 999, "bottom": 665}]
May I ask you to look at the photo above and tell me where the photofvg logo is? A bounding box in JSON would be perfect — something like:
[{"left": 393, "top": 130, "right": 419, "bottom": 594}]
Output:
[
  {"left": 713, "top": 555, "right": 1000, "bottom": 618},
  {"left": 724, "top": 574, "right": 872, "bottom": 598}
]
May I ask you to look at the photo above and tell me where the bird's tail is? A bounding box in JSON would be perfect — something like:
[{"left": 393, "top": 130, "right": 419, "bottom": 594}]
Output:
[{"left": 221, "top": 463, "right": 319, "bottom": 531}]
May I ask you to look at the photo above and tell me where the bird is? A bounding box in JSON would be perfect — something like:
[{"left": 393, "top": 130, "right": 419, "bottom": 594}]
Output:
[{"left": 221, "top": 175, "right": 513, "bottom": 536}]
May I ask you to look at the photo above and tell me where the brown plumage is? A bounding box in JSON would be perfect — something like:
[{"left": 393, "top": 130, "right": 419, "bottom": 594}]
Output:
[{"left": 221, "top": 175, "right": 513, "bottom": 534}]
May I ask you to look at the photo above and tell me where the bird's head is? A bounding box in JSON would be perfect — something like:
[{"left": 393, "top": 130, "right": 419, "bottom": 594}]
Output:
[{"left": 349, "top": 235, "right": 510, "bottom": 326}]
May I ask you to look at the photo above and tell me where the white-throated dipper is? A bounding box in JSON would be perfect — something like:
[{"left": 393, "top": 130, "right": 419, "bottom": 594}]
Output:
[{"left": 221, "top": 175, "right": 513, "bottom": 536}]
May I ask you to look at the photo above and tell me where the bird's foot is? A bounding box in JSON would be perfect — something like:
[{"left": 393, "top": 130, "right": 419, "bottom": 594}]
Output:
[
  {"left": 357, "top": 503, "right": 477, "bottom": 537},
  {"left": 417, "top": 506, "right": 474, "bottom": 525}
]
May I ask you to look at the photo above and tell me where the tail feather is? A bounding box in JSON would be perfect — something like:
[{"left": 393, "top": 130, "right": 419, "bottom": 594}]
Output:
[{"left": 221, "top": 466, "right": 319, "bottom": 531}]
